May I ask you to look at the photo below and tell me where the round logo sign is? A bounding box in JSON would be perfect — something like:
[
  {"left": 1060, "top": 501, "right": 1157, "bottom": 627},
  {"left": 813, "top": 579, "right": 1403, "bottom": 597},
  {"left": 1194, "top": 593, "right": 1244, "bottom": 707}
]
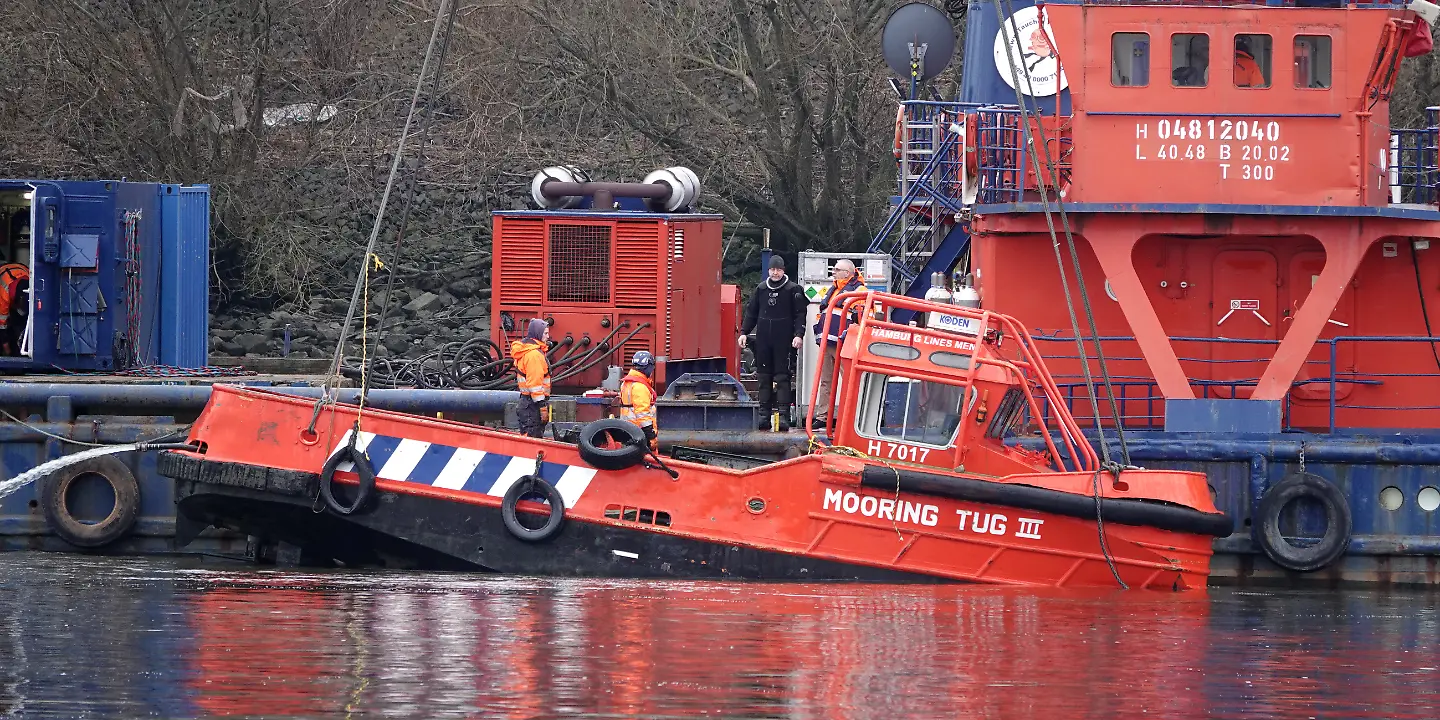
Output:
[{"left": 992, "top": 6, "right": 1068, "bottom": 97}]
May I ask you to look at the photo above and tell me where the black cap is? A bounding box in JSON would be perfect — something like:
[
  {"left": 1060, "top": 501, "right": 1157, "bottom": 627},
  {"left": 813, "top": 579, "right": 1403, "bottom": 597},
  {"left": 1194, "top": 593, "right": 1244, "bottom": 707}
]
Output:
[{"left": 768, "top": 255, "right": 785, "bottom": 270}]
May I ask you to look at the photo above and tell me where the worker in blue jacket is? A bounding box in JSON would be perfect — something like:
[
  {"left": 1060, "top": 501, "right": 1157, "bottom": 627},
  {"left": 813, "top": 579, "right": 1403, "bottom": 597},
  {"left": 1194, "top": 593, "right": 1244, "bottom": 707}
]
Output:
[{"left": 810, "top": 259, "right": 865, "bottom": 429}]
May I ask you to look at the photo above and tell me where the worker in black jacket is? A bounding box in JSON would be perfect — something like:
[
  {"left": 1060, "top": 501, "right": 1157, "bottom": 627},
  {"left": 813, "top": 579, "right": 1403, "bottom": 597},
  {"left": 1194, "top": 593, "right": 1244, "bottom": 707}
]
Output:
[{"left": 739, "top": 255, "right": 808, "bottom": 431}]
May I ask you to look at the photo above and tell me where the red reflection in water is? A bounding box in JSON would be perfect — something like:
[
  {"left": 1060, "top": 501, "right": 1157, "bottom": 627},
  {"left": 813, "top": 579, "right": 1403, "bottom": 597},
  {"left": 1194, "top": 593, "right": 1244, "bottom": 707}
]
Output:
[
  {"left": 187, "top": 588, "right": 350, "bottom": 717},
  {"left": 181, "top": 581, "right": 1440, "bottom": 719}
]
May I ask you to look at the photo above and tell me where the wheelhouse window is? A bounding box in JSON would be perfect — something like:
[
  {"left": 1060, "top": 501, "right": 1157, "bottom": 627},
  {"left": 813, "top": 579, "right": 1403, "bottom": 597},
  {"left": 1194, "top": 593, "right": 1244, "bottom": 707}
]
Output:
[
  {"left": 854, "top": 373, "right": 972, "bottom": 448},
  {"left": 1171, "top": 33, "right": 1209, "bottom": 87},
  {"left": 1112, "top": 32, "right": 1150, "bottom": 87},
  {"left": 985, "top": 388, "right": 1030, "bottom": 440},
  {"left": 1294, "top": 35, "right": 1332, "bottom": 89},
  {"left": 1234, "top": 34, "right": 1272, "bottom": 88}
]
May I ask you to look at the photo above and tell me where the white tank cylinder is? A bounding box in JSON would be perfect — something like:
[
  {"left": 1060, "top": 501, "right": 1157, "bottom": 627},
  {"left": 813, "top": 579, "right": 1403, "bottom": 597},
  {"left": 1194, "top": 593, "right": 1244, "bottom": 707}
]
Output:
[
  {"left": 923, "top": 272, "right": 951, "bottom": 303},
  {"left": 952, "top": 273, "right": 980, "bottom": 308}
]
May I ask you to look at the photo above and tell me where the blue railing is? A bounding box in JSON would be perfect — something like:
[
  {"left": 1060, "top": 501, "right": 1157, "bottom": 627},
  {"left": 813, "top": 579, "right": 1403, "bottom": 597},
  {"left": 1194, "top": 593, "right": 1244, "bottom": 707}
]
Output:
[
  {"left": 870, "top": 130, "right": 964, "bottom": 284},
  {"left": 894, "top": 101, "right": 981, "bottom": 198},
  {"left": 974, "top": 107, "right": 1074, "bottom": 204},
  {"left": 976, "top": 108, "right": 1025, "bottom": 205},
  {"left": 1389, "top": 107, "right": 1439, "bottom": 205},
  {"left": 870, "top": 101, "right": 984, "bottom": 286},
  {"left": 1028, "top": 334, "right": 1440, "bottom": 433}
]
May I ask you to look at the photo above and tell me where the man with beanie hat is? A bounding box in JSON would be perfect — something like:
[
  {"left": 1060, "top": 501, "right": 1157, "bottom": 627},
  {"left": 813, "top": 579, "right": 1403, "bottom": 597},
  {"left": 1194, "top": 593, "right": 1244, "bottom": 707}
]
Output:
[
  {"left": 511, "top": 318, "right": 552, "bottom": 437},
  {"left": 739, "top": 255, "right": 807, "bottom": 430}
]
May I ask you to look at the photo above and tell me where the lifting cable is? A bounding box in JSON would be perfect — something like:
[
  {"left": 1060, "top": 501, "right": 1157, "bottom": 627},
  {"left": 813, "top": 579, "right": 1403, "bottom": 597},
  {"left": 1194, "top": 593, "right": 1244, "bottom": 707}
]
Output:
[
  {"left": 308, "top": 0, "right": 457, "bottom": 436},
  {"left": 992, "top": 0, "right": 1131, "bottom": 469},
  {"left": 992, "top": 0, "right": 1129, "bottom": 587},
  {"left": 368, "top": 0, "right": 460, "bottom": 365}
]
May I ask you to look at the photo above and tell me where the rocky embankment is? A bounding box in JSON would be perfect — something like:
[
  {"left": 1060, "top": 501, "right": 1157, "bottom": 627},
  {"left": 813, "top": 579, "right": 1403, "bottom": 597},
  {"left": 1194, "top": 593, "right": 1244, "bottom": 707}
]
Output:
[
  {"left": 207, "top": 184, "right": 503, "bottom": 362},
  {"left": 209, "top": 270, "right": 492, "bottom": 362}
]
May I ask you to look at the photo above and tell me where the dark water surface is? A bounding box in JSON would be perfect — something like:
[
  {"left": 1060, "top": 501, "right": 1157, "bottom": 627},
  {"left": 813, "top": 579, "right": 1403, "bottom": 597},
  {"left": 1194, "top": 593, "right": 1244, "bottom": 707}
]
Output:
[{"left": 0, "top": 553, "right": 1435, "bottom": 719}]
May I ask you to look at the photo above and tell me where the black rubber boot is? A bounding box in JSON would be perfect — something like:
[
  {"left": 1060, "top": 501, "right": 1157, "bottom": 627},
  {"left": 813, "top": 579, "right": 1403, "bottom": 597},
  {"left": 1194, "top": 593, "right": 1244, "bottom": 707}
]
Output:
[
  {"left": 756, "top": 373, "right": 774, "bottom": 431},
  {"left": 776, "top": 380, "right": 793, "bottom": 432}
]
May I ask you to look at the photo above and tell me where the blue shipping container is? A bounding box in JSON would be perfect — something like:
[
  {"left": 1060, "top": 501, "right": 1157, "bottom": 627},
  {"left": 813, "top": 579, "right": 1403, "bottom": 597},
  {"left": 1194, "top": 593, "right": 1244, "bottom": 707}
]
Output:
[{"left": 0, "top": 179, "right": 210, "bottom": 371}]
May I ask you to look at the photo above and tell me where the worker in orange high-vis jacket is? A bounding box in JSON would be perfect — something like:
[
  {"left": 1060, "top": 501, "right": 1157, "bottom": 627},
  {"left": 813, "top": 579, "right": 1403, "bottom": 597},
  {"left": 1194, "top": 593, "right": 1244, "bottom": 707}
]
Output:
[
  {"left": 0, "top": 261, "right": 29, "bottom": 356},
  {"left": 1233, "top": 37, "right": 1267, "bottom": 87},
  {"left": 619, "top": 350, "right": 659, "bottom": 452},
  {"left": 810, "top": 259, "right": 866, "bottom": 429},
  {"left": 511, "top": 318, "right": 552, "bottom": 437}
]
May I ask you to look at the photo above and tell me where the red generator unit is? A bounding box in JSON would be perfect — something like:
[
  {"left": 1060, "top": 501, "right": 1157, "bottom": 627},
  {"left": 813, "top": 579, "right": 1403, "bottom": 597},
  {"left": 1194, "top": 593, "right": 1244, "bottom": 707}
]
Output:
[{"left": 492, "top": 201, "right": 727, "bottom": 392}]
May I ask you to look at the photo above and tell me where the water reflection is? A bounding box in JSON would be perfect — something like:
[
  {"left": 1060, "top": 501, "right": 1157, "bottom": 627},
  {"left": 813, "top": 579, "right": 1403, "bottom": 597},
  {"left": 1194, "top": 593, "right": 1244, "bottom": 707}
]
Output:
[{"left": 0, "top": 554, "right": 1433, "bottom": 718}]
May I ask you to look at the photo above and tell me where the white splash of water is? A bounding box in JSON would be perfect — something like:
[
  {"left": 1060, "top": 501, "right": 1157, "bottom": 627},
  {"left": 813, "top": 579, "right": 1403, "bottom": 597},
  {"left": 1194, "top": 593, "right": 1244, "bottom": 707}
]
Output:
[{"left": 0, "top": 444, "right": 140, "bottom": 501}]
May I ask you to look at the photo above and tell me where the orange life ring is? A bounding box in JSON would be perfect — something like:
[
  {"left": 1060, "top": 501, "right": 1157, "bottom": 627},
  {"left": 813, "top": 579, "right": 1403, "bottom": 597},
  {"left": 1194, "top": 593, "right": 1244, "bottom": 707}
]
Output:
[{"left": 892, "top": 105, "right": 905, "bottom": 161}]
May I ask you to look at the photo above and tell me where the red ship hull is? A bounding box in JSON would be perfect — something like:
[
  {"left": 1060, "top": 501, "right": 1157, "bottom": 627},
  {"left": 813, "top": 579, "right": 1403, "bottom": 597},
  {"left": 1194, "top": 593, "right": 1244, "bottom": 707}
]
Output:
[{"left": 166, "top": 385, "right": 1226, "bottom": 589}]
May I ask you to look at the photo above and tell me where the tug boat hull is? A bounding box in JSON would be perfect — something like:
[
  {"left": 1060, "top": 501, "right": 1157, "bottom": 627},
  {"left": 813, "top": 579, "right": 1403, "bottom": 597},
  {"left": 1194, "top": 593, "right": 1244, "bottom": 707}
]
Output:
[
  {"left": 163, "top": 386, "right": 1228, "bottom": 589},
  {"left": 171, "top": 460, "right": 933, "bottom": 581}
]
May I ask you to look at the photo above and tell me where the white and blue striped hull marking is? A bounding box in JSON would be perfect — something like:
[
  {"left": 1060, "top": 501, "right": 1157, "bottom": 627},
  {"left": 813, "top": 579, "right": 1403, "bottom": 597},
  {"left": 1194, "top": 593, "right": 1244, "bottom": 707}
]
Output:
[{"left": 328, "top": 430, "right": 596, "bottom": 508}]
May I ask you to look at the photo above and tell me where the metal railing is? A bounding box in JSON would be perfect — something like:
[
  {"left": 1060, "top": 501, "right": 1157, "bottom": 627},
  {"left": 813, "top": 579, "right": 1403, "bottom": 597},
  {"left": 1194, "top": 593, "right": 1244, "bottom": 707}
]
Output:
[
  {"left": 884, "top": 101, "right": 1074, "bottom": 209},
  {"left": 1389, "top": 107, "right": 1439, "bottom": 206},
  {"left": 974, "top": 107, "right": 1073, "bottom": 205},
  {"left": 1028, "top": 334, "right": 1440, "bottom": 433},
  {"left": 895, "top": 101, "right": 981, "bottom": 196},
  {"left": 975, "top": 108, "right": 1025, "bottom": 205},
  {"left": 870, "top": 101, "right": 980, "bottom": 287},
  {"left": 870, "top": 127, "right": 964, "bottom": 284},
  {"left": 897, "top": 101, "right": 1439, "bottom": 210}
]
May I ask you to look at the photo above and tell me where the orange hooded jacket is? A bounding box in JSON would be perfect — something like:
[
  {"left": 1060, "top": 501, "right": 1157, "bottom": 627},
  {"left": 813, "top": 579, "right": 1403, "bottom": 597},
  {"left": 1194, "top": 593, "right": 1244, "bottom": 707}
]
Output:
[
  {"left": 1234, "top": 50, "right": 1265, "bottom": 87},
  {"left": 511, "top": 339, "right": 551, "bottom": 400}
]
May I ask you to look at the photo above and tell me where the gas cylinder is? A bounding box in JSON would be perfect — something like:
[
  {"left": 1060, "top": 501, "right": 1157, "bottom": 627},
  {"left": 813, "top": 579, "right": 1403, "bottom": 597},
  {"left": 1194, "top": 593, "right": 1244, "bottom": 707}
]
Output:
[
  {"left": 924, "top": 272, "right": 953, "bottom": 327},
  {"left": 951, "top": 272, "right": 980, "bottom": 309},
  {"left": 923, "top": 272, "right": 952, "bottom": 304}
]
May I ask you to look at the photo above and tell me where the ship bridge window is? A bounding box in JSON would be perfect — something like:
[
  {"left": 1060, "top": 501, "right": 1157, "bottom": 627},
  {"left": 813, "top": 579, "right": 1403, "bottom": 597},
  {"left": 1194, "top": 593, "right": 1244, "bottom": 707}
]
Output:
[
  {"left": 1171, "top": 33, "right": 1209, "bottom": 87},
  {"left": 854, "top": 372, "right": 976, "bottom": 449},
  {"left": 1112, "top": 32, "right": 1150, "bottom": 87},
  {"left": 1234, "top": 34, "right": 1272, "bottom": 88},
  {"left": 1294, "top": 35, "right": 1332, "bottom": 89}
]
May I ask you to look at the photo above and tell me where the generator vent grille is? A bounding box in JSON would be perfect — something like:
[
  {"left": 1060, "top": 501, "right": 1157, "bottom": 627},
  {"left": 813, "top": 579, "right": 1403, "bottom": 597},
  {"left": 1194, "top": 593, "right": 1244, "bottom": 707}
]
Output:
[
  {"left": 547, "top": 224, "right": 611, "bottom": 303},
  {"left": 615, "top": 222, "right": 658, "bottom": 308},
  {"left": 498, "top": 219, "right": 544, "bottom": 305}
]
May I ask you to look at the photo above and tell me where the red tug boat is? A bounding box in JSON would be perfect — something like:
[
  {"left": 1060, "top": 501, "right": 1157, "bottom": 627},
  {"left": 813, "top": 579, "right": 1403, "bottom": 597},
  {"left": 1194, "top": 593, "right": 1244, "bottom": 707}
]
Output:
[{"left": 164, "top": 287, "right": 1230, "bottom": 589}]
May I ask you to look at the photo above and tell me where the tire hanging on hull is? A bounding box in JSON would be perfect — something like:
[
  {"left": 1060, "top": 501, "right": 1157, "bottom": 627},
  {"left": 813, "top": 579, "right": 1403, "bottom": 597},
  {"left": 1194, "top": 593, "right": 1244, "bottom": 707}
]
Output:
[
  {"left": 40, "top": 455, "right": 140, "bottom": 549},
  {"left": 1255, "top": 472, "right": 1352, "bottom": 572},
  {"left": 501, "top": 475, "right": 565, "bottom": 542},
  {"left": 320, "top": 444, "right": 377, "bottom": 515}
]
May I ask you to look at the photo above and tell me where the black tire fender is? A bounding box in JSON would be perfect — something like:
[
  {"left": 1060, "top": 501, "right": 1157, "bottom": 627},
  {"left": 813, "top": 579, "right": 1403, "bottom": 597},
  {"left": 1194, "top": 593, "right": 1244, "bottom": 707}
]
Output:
[
  {"left": 41, "top": 455, "right": 140, "bottom": 549},
  {"left": 577, "top": 419, "right": 647, "bottom": 471},
  {"left": 1256, "top": 472, "right": 1352, "bottom": 572},
  {"left": 501, "top": 475, "right": 565, "bottom": 542},
  {"left": 320, "top": 444, "right": 377, "bottom": 516}
]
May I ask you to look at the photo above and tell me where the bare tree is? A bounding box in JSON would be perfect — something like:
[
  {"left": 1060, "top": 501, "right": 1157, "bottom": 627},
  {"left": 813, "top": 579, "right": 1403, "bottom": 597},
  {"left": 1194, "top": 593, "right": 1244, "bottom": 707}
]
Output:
[
  {"left": 520, "top": 0, "right": 897, "bottom": 253},
  {"left": 3, "top": 0, "right": 1438, "bottom": 314}
]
